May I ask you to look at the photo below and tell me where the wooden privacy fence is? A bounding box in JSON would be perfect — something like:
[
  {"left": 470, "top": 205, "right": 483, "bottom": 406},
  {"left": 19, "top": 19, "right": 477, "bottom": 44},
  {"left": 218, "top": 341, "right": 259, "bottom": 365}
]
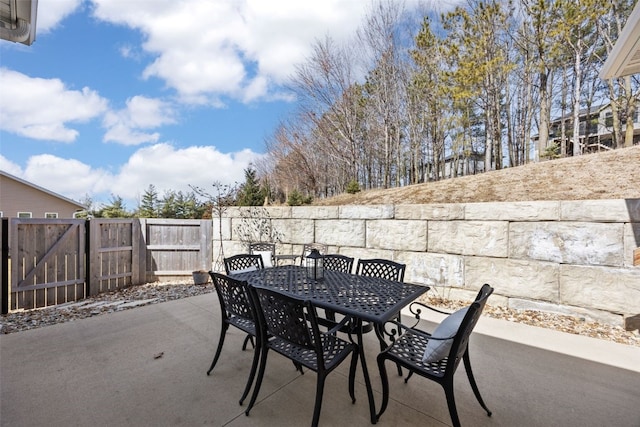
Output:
[
  {"left": 0, "top": 218, "right": 212, "bottom": 313},
  {"left": 140, "top": 218, "right": 212, "bottom": 281}
]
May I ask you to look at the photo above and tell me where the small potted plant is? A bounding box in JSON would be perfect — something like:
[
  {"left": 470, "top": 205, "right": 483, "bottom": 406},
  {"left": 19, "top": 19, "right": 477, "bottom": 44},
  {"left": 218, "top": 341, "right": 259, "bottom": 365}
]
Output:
[{"left": 192, "top": 270, "right": 210, "bottom": 285}]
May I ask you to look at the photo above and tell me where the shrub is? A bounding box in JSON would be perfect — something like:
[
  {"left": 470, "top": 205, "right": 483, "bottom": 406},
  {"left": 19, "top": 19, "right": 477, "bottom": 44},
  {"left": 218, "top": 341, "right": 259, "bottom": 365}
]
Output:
[
  {"left": 346, "top": 179, "right": 361, "bottom": 194},
  {"left": 287, "top": 190, "right": 312, "bottom": 206}
]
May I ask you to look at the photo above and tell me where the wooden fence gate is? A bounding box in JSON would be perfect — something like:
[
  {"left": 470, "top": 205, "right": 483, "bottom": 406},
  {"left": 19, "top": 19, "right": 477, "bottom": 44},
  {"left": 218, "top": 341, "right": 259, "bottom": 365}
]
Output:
[{"left": 8, "top": 218, "right": 87, "bottom": 310}]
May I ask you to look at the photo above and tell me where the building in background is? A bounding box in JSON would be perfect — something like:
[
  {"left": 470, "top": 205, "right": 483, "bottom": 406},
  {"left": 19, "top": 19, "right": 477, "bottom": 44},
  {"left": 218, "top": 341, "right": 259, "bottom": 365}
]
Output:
[{"left": 0, "top": 171, "right": 86, "bottom": 218}]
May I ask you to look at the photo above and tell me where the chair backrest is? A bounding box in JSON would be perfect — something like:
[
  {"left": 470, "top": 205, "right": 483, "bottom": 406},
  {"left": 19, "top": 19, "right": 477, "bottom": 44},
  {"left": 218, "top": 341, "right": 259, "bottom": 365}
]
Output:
[
  {"left": 356, "top": 258, "right": 406, "bottom": 282},
  {"left": 251, "top": 286, "right": 320, "bottom": 353},
  {"left": 322, "top": 254, "right": 354, "bottom": 274},
  {"left": 447, "top": 284, "right": 494, "bottom": 371},
  {"left": 209, "top": 272, "right": 256, "bottom": 323},
  {"left": 300, "top": 243, "right": 328, "bottom": 265},
  {"left": 249, "top": 242, "right": 276, "bottom": 268},
  {"left": 224, "top": 254, "right": 264, "bottom": 274}
]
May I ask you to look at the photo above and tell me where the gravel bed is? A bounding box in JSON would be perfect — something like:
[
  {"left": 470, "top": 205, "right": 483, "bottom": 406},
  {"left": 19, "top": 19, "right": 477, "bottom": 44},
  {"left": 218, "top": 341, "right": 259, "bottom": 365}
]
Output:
[
  {"left": 420, "top": 296, "right": 640, "bottom": 347},
  {"left": 0, "top": 281, "right": 215, "bottom": 335},
  {"left": 1, "top": 281, "right": 638, "bottom": 348}
]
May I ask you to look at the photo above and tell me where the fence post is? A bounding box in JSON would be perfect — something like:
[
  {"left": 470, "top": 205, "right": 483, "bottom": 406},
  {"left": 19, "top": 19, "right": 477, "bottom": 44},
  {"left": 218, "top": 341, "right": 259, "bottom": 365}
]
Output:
[
  {"left": 85, "top": 219, "right": 91, "bottom": 298},
  {"left": 1, "top": 218, "right": 8, "bottom": 314}
]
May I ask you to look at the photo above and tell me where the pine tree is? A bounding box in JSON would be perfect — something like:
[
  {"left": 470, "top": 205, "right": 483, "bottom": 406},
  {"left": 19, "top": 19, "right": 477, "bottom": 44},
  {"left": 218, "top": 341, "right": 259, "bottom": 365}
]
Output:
[
  {"left": 138, "top": 184, "right": 159, "bottom": 218},
  {"left": 96, "top": 195, "right": 130, "bottom": 218},
  {"left": 237, "top": 167, "right": 266, "bottom": 206},
  {"left": 159, "top": 191, "right": 178, "bottom": 218}
]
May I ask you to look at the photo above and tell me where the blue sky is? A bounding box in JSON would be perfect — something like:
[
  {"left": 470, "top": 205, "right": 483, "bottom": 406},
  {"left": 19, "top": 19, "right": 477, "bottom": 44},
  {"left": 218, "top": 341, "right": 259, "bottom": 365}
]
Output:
[{"left": 0, "top": 0, "right": 440, "bottom": 209}]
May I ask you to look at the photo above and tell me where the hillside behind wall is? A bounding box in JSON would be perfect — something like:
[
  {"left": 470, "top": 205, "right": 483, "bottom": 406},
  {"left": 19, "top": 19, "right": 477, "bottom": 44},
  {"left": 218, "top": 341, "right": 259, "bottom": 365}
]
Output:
[{"left": 215, "top": 199, "right": 640, "bottom": 329}]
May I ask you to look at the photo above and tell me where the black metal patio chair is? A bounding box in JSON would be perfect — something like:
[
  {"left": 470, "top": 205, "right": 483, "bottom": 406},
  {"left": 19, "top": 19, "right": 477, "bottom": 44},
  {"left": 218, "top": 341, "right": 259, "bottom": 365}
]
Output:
[
  {"left": 299, "top": 243, "right": 328, "bottom": 266},
  {"left": 356, "top": 258, "right": 406, "bottom": 282},
  {"left": 356, "top": 258, "right": 406, "bottom": 373},
  {"left": 376, "top": 284, "right": 494, "bottom": 427},
  {"left": 319, "top": 254, "right": 355, "bottom": 325},
  {"left": 249, "top": 242, "right": 277, "bottom": 268},
  {"left": 222, "top": 255, "right": 265, "bottom": 350},
  {"left": 322, "top": 254, "right": 354, "bottom": 274},
  {"left": 206, "top": 272, "right": 261, "bottom": 405},
  {"left": 224, "top": 253, "right": 264, "bottom": 274},
  {"left": 245, "top": 286, "right": 359, "bottom": 427}
]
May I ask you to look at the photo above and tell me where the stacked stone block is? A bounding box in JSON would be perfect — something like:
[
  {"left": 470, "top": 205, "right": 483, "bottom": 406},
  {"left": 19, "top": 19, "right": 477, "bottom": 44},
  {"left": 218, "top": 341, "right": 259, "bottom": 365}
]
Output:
[{"left": 216, "top": 199, "right": 640, "bottom": 329}]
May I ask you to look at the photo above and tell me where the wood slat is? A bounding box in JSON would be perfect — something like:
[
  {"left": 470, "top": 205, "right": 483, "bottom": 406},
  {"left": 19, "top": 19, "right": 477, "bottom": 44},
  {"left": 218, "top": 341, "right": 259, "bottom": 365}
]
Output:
[{"left": 9, "top": 218, "right": 212, "bottom": 310}]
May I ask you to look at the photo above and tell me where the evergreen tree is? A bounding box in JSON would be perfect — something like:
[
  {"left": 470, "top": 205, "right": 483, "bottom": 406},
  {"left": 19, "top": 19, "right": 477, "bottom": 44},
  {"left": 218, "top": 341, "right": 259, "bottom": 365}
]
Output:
[
  {"left": 138, "top": 184, "right": 159, "bottom": 218},
  {"left": 96, "top": 195, "right": 130, "bottom": 218},
  {"left": 159, "top": 191, "right": 178, "bottom": 218},
  {"left": 237, "top": 167, "right": 266, "bottom": 206},
  {"left": 174, "top": 191, "right": 202, "bottom": 218},
  {"left": 287, "top": 189, "right": 312, "bottom": 206}
]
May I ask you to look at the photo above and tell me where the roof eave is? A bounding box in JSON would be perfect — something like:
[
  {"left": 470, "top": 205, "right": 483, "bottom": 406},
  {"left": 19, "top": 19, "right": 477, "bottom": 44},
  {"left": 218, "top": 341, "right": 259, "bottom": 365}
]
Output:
[{"left": 601, "top": 2, "right": 640, "bottom": 80}]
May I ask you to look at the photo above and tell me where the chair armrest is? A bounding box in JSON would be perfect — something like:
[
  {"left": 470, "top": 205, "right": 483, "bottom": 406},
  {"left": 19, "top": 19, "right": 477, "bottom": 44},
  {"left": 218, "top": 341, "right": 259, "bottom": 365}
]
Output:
[
  {"left": 382, "top": 300, "right": 456, "bottom": 341},
  {"left": 275, "top": 254, "right": 299, "bottom": 260},
  {"left": 274, "top": 254, "right": 300, "bottom": 265},
  {"left": 379, "top": 318, "right": 456, "bottom": 354},
  {"left": 409, "top": 300, "right": 451, "bottom": 318},
  {"left": 318, "top": 315, "right": 360, "bottom": 345},
  {"left": 377, "top": 318, "right": 425, "bottom": 343},
  {"left": 325, "top": 315, "right": 353, "bottom": 336}
]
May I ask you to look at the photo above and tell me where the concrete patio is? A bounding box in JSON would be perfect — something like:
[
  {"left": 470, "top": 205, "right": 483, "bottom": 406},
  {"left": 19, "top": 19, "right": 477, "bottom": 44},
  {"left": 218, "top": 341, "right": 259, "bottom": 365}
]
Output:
[{"left": 1, "top": 292, "right": 639, "bottom": 427}]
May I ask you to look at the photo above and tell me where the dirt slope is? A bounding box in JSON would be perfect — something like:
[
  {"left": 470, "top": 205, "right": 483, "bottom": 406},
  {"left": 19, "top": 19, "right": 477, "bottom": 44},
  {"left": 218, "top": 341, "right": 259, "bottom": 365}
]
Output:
[{"left": 314, "top": 145, "right": 640, "bottom": 205}]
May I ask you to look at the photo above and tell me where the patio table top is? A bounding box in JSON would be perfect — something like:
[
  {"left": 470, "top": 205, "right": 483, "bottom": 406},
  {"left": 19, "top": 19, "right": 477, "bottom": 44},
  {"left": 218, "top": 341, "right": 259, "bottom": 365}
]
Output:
[{"left": 230, "top": 265, "right": 429, "bottom": 324}]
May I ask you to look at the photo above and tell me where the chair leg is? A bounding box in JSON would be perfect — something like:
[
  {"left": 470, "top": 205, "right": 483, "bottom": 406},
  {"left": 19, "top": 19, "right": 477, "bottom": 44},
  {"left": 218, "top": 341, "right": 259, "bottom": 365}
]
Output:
[
  {"left": 242, "top": 334, "right": 254, "bottom": 351},
  {"left": 375, "top": 355, "right": 391, "bottom": 420},
  {"left": 404, "top": 371, "right": 414, "bottom": 383},
  {"left": 443, "top": 380, "right": 461, "bottom": 427},
  {"left": 239, "top": 336, "right": 261, "bottom": 405},
  {"left": 311, "top": 375, "right": 326, "bottom": 427},
  {"left": 395, "top": 361, "right": 403, "bottom": 377},
  {"left": 245, "top": 346, "right": 269, "bottom": 415},
  {"left": 207, "top": 324, "right": 228, "bottom": 375},
  {"left": 463, "top": 350, "right": 492, "bottom": 416},
  {"left": 394, "top": 313, "right": 403, "bottom": 377},
  {"left": 348, "top": 348, "right": 358, "bottom": 403}
]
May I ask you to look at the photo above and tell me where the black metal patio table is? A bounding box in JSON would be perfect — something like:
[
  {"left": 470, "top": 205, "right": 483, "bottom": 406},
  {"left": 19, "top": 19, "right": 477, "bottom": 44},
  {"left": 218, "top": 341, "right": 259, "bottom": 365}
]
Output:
[{"left": 230, "top": 265, "right": 429, "bottom": 424}]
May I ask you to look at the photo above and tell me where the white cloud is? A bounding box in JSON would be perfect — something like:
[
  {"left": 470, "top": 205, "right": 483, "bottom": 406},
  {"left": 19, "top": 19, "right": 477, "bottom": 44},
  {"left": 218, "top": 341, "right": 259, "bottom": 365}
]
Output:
[
  {"left": 10, "top": 144, "right": 262, "bottom": 208},
  {"left": 0, "top": 155, "right": 23, "bottom": 176},
  {"left": 36, "top": 0, "right": 84, "bottom": 33},
  {"left": 111, "top": 143, "right": 261, "bottom": 205},
  {"left": 103, "top": 96, "right": 176, "bottom": 145},
  {"left": 0, "top": 68, "right": 108, "bottom": 142},
  {"left": 89, "top": 0, "right": 371, "bottom": 105},
  {"left": 23, "top": 154, "right": 114, "bottom": 203}
]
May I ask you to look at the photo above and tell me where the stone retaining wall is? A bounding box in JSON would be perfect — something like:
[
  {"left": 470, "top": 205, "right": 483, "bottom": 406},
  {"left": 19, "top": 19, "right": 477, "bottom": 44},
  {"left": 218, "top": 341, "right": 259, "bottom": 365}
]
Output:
[{"left": 214, "top": 199, "right": 640, "bottom": 329}]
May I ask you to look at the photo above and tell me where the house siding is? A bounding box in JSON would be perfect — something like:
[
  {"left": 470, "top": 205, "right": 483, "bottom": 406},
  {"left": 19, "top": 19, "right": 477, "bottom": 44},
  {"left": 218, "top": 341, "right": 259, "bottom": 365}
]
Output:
[{"left": 0, "top": 173, "right": 85, "bottom": 218}]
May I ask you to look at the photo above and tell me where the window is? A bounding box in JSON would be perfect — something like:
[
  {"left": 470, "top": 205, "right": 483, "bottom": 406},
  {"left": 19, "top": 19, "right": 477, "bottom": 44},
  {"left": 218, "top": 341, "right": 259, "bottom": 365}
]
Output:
[
  {"left": 578, "top": 121, "right": 586, "bottom": 135},
  {"left": 45, "top": 212, "right": 58, "bottom": 218},
  {"left": 605, "top": 112, "right": 613, "bottom": 128},
  {"left": 18, "top": 212, "right": 32, "bottom": 218}
]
